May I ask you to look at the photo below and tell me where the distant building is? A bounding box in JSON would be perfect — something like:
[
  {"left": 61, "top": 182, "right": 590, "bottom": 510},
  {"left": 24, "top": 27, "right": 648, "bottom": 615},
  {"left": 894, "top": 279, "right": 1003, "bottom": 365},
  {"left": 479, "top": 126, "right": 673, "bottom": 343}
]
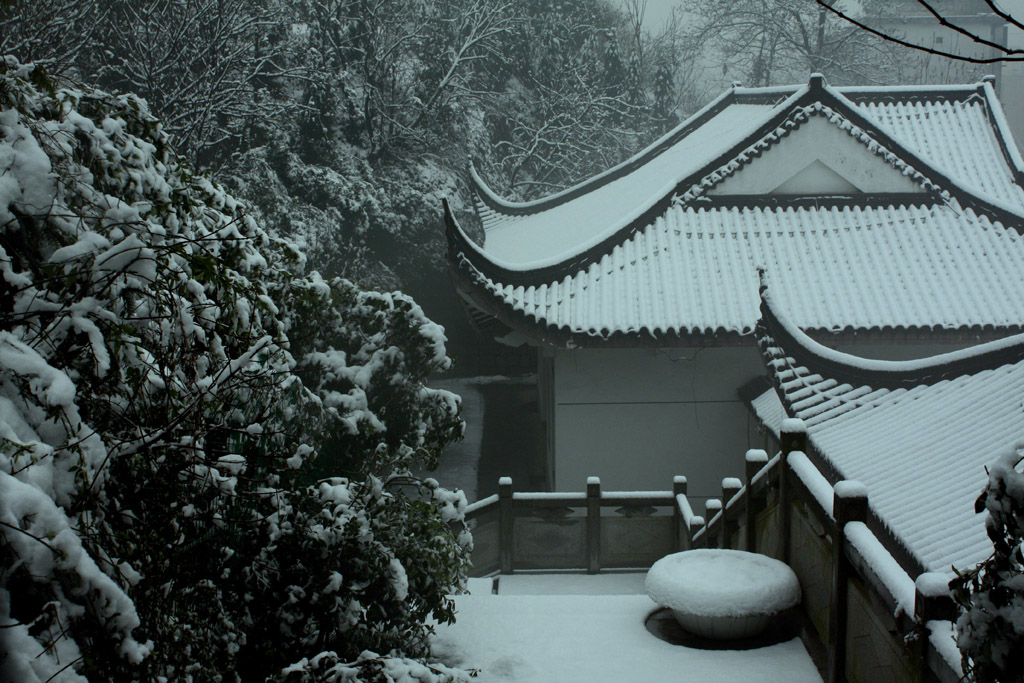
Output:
[
  {"left": 885, "top": 0, "right": 1006, "bottom": 81},
  {"left": 878, "top": 0, "right": 1024, "bottom": 149},
  {"left": 445, "top": 75, "right": 1024, "bottom": 504}
]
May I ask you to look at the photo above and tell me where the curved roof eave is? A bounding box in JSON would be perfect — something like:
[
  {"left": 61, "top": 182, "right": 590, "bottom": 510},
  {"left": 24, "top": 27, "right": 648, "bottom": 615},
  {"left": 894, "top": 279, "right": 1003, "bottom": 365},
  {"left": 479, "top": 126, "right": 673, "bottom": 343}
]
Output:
[
  {"left": 447, "top": 214, "right": 1024, "bottom": 349},
  {"left": 470, "top": 78, "right": 1024, "bottom": 221},
  {"left": 756, "top": 282, "right": 1024, "bottom": 391},
  {"left": 468, "top": 85, "right": 744, "bottom": 218},
  {"left": 451, "top": 76, "right": 1024, "bottom": 288}
]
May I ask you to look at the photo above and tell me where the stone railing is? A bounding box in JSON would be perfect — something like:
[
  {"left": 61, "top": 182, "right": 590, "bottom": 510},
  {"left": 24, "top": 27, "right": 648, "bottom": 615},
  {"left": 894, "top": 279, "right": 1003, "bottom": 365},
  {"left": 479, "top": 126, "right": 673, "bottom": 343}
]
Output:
[
  {"left": 458, "top": 420, "right": 965, "bottom": 683},
  {"left": 462, "top": 476, "right": 689, "bottom": 575}
]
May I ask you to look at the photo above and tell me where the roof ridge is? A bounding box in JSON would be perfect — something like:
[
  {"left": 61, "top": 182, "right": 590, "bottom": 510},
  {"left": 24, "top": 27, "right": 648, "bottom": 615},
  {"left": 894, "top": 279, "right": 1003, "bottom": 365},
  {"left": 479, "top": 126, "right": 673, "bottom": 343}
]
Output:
[
  {"left": 670, "top": 99, "right": 942, "bottom": 205},
  {"left": 676, "top": 83, "right": 1024, "bottom": 226},
  {"left": 824, "top": 83, "right": 1024, "bottom": 221},
  {"left": 470, "top": 78, "right": 1007, "bottom": 221},
  {"left": 449, "top": 79, "right": 1024, "bottom": 286}
]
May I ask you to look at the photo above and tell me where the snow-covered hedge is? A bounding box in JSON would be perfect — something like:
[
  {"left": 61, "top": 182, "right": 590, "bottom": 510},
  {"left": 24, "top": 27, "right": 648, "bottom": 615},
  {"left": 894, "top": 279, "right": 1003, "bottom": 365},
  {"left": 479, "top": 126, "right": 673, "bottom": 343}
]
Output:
[
  {"left": 951, "top": 446, "right": 1024, "bottom": 682},
  {"left": 0, "top": 57, "right": 470, "bottom": 682}
]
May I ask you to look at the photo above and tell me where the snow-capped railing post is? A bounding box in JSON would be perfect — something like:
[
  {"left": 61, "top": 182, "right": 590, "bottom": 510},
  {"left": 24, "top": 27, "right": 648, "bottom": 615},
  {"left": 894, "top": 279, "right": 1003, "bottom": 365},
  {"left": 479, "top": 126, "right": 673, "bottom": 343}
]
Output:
[
  {"left": 703, "top": 499, "right": 722, "bottom": 549},
  {"left": 587, "top": 477, "right": 601, "bottom": 574},
  {"left": 689, "top": 515, "right": 705, "bottom": 549},
  {"left": 672, "top": 476, "right": 687, "bottom": 552},
  {"left": 745, "top": 449, "right": 769, "bottom": 552},
  {"left": 721, "top": 478, "right": 742, "bottom": 548},
  {"left": 829, "top": 481, "right": 868, "bottom": 683},
  {"left": 499, "top": 477, "right": 513, "bottom": 574},
  {"left": 913, "top": 573, "right": 956, "bottom": 622},
  {"left": 779, "top": 418, "right": 807, "bottom": 564},
  {"left": 914, "top": 573, "right": 958, "bottom": 679}
]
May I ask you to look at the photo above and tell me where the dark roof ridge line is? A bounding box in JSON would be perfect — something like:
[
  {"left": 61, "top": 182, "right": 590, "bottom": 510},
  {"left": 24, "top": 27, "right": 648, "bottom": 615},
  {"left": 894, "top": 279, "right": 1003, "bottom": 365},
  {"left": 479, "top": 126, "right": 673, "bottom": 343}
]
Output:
[
  {"left": 468, "top": 86, "right": 748, "bottom": 219},
  {"left": 694, "top": 193, "right": 931, "bottom": 208},
  {"left": 753, "top": 337, "right": 929, "bottom": 578},
  {"left": 445, "top": 232, "right": 1024, "bottom": 349},
  {"left": 670, "top": 99, "right": 944, "bottom": 205},
  {"left": 815, "top": 82, "right": 1024, "bottom": 227},
  {"left": 756, "top": 283, "right": 1024, "bottom": 391},
  {"left": 843, "top": 83, "right": 1024, "bottom": 188},
  {"left": 450, "top": 90, "right": 850, "bottom": 286},
  {"left": 680, "top": 84, "right": 1024, "bottom": 228},
  {"left": 833, "top": 83, "right": 978, "bottom": 101},
  {"left": 974, "top": 80, "right": 1024, "bottom": 187}
]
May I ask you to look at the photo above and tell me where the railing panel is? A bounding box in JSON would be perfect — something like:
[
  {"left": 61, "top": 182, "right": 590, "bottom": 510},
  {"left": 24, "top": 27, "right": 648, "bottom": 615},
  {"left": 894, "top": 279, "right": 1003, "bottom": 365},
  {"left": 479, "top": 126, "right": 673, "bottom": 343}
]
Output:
[
  {"left": 467, "top": 508, "right": 500, "bottom": 577},
  {"left": 754, "top": 497, "right": 781, "bottom": 560},
  {"left": 845, "top": 576, "right": 918, "bottom": 683},
  {"left": 512, "top": 515, "right": 586, "bottom": 570},
  {"left": 600, "top": 513, "right": 673, "bottom": 568},
  {"left": 789, "top": 498, "right": 833, "bottom": 647}
]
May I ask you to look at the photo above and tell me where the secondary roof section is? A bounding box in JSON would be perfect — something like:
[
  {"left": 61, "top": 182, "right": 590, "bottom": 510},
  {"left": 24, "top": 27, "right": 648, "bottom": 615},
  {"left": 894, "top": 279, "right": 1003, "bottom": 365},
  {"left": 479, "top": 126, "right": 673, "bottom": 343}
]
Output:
[{"left": 755, "top": 288, "right": 1024, "bottom": 576}]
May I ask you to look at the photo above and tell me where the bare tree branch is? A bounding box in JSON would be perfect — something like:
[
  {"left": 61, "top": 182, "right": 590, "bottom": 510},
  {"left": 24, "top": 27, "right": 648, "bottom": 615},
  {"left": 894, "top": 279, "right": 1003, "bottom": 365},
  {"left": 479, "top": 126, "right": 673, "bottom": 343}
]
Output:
[{"left": 811, "top": 0, "right": 1024, "bottom": 63}]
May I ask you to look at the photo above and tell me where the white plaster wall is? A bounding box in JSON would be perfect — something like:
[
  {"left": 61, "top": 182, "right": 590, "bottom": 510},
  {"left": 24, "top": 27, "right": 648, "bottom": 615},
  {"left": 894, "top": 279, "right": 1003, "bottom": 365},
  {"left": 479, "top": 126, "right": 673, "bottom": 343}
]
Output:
[
  {"left": 551, "top": 346, "right": 769, "bottom": 501},
  {"left": 708, "top": 117, "right": 919, "bottom": 196},
  {"left": 548, "top": 340, "right": 975, "bottom": 499}
]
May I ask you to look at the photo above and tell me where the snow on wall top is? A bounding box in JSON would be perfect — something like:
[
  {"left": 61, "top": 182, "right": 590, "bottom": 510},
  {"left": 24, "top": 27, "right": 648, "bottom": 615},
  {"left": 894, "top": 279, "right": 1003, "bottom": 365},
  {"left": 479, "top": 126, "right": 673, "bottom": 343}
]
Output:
[
  {"left": 468, "top": 78, "right": 1024, "bottom": 269},
  {"left": 756, "top": 301, "right": 1024, "bottom": 575},
  {"left": 456, "top": 202, "right": 1024, "bottom": 338}
]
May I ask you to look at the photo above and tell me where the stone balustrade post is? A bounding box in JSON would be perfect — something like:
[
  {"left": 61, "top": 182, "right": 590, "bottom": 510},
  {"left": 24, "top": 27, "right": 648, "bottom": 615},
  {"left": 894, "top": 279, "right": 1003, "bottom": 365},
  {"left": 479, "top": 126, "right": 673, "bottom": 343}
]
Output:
[{"left": 829, "top": 480, "right": 868, "bottom": 683}]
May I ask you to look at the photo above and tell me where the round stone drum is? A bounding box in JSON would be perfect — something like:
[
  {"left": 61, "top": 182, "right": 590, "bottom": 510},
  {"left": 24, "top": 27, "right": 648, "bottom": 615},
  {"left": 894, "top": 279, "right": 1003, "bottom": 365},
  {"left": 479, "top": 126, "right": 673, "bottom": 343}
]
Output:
[{"left": 645, "top": 549, "right": 801, "bottom": 640}]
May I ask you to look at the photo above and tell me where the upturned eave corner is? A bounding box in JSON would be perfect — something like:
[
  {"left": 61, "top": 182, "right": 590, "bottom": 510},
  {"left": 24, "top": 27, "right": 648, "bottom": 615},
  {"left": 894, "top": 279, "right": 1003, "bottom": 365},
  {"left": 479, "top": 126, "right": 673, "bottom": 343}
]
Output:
[
  {"left": 977, "top": 78, "right": 1024, "bottom": 186},
  {"left": 466, "top": 159, "right": 510, "bottom": 215}
]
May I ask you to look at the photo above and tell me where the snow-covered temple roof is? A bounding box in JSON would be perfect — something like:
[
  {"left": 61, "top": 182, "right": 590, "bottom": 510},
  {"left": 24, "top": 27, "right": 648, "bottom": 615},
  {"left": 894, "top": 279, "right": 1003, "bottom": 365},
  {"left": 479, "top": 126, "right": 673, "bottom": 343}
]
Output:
[
  {"left": 755, "top": 288, "right": 1024, "bottom": 576},
  {"left": 447, "top": 75, "right": 1024, "bottom": 346}
]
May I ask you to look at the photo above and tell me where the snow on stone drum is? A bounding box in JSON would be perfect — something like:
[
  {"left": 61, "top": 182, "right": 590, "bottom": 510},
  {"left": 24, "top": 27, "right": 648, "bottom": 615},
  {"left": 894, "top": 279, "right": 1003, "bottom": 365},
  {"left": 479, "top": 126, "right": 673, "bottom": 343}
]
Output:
[{"left": 646, "top": 549, "right": 801, "bottom": 640}]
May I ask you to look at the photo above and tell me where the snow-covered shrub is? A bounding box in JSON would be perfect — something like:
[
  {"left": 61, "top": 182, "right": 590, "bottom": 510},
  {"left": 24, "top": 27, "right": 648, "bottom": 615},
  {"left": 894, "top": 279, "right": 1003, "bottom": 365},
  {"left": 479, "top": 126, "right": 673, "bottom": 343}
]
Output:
[
  {"left": 0, "top": 57, "right": 469, "bottom": 682},
  {"left": 222, "top": 139, "right": 462, "bottom": 291},
  {"left": 950, "top": 447, "right": 1024, "bottom": 682},
  {"left": 279, "top": 650, "right": 469, "bottom": 683}
]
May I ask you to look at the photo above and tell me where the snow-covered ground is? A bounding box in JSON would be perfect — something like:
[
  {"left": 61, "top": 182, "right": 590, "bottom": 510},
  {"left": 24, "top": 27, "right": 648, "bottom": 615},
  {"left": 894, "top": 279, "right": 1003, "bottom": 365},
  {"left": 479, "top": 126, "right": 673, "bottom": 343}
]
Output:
[
  {"left": 497, "top": 573, "right": 648, "bottom": 595},
  {"left": 431, "top": 575, "right": 823, "bottom": 682}
]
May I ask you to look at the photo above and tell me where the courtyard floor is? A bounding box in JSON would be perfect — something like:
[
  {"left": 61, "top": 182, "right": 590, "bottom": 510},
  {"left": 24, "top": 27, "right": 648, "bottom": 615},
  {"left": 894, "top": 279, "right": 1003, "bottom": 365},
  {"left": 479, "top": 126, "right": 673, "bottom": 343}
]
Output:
[{"left": 430, "top": 574, "right": 824, "bottom": 683}]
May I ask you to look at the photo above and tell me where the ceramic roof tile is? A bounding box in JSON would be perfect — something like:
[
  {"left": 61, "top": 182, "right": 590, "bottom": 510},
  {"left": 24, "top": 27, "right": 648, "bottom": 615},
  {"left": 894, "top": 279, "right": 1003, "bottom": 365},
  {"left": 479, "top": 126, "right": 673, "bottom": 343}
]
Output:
[
  {"left": 449, "top": 78, "right": 1024, "bottom": 341},
  {"left": 476, "top": 100, "right": 792, "bottom": 266},
  {"left": 463, "top": 203, "right": 1024, "bottom": 337},
  {"left": 855, "top": 95, "right": 1024, "bottom": 210}
]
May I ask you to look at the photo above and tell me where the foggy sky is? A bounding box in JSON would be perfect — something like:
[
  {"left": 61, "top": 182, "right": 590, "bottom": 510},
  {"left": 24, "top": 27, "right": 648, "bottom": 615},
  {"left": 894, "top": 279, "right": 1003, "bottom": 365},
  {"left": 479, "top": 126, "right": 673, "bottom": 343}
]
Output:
[{"left": 625, "top": 0, "right": 1024, "bottom": 32}]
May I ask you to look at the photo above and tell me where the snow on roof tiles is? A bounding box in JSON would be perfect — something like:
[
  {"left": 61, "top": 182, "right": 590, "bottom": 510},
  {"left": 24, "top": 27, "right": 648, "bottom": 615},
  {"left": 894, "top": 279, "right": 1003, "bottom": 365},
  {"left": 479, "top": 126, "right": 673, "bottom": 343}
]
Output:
[
  {"left": 456, "top": 202, "right": 1024, "bottom": 339},
  {"left": 853, "top": 93, "right": 1024, "bottom": 210},
  {"left": 450, "top": 79, "right": 1024, "bottom": 341},
  {"left": 466, "top": 78, "right": 1024, "bottom": 270},
  {"left": 756, "top": 296, "right": 1024, "bottom": 575}
]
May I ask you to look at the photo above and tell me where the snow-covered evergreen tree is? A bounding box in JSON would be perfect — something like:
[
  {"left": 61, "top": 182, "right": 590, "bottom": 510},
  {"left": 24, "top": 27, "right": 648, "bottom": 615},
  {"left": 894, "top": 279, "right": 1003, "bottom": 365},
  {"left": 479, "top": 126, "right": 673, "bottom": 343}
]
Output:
[
  {"left": 951, "top": 446, "right": 1024, "bottom": 682},
  {"left": 0, "top": 57, "right": 470, "bottom": 683}
]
